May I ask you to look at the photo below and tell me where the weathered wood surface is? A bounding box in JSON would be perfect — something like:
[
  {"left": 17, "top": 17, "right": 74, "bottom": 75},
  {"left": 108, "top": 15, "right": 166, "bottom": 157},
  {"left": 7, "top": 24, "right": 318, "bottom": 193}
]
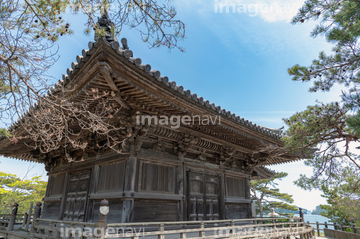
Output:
[
  {"left": 0, "top": 201, "right": 315, "bottom": 239},
  {"left": 62, "top": 171, "right": 91, "bottom": 221},
  {"left": 133, "top": 200, "right": 177, "bottom": 222},
  {"left": 4, "top": 217, "right": 315, "bottom": 239},
  {"left": 41, "top": 155, "right": 257, "bottom": 223},
  {"left": 122, "top": 156, "right": 137, "bottom": 223},
  {"left": 105, "top": 218, "right": 315, "bottom": 239},
  {"left": 98, "top": 161, "right": 125, "bottom": 193}
]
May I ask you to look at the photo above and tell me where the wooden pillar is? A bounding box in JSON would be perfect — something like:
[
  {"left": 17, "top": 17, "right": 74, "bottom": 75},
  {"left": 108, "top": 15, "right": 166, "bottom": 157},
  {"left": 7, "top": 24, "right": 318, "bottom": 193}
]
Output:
[
  {"left": 158, "top": 223, "right": 165, "bottom": 239},
  {"left": 96, "top": 199, "right": 108, "bottom": 239},
  {"left": 352, "top": 224, "right": 357, "bottom": 233},
  {"left": 44, "top": 175, "right": 52, "bottom": 198},
  {"left": 88, "top": 164, "right": 100, "bottom": 222},
  {"left": 25, "top": 203, "right": 33, "bottom": 231},
  {"left": 199, "top": 222, "right": 205, "bottom": 237},
  {"left": 122, "top": 156, "right": 137, "bottom": 223},
  {"left": 34, "top": 202, "right": 42, "bottom": 219},
  {"left": 91, "top": 165, "right": 100, "bottom": 194},
  {"left": 30, "top": 202, "right": 42, "bottom": 236},
  {"left": 21, "top": 211, "right": 28, "bottom": 229},
  {"left": 7, "top": 203, "right": 19, "bottom": 231},
  {"left": 340, "top": 223, "right": 344, "bottom": 231},
  {"left": 183, "top": 165, "right": 188, "bottom": 221},
  {"left": 59, "top": 172, "right": 69, "bottom": 220},
  {"left": 245, "top": 177, "right": 251, "bottom": 199},
  {"left": 176, "top": 162, "right": 184, "bottom": 221},
  {"left": 316, "top": 222, "right": 320, "bottom": 236},
  {"left": 245, "top": 177, "right": 251, "bottom": 218},
  {"left": 219, "top": 172, "right": 226, "bottom": 220}
]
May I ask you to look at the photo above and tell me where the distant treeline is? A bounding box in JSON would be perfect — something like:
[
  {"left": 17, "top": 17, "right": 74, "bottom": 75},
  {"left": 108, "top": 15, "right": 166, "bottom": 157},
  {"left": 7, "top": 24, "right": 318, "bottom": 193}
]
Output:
[
  {"left": 274, "top": 208, "right": 311, "bottom": 215},
  {"left": 312, "top": 206, "right": 327, "bottom": 215}
]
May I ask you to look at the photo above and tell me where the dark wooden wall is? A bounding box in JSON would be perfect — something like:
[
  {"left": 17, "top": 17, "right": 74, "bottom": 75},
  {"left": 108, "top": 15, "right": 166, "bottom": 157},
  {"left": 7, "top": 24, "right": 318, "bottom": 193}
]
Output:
[
  {"left": 224, "top": 176, "right": 251, "bottom": 219},
  {"left": 91, "top": 160, "right": 126, "bottom": 223},
  {"left": 42, "top": 173, "right": 66, "bottom": 220},
  {"left": 43, "top": 150, "right": 252, "bottom": 223}
]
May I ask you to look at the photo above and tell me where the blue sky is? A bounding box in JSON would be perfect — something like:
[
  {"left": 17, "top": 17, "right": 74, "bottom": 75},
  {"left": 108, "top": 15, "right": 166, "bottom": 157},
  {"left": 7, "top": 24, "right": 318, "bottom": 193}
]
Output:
[{"left": 0, "top": 0, "right": 343, "bottom": 211}]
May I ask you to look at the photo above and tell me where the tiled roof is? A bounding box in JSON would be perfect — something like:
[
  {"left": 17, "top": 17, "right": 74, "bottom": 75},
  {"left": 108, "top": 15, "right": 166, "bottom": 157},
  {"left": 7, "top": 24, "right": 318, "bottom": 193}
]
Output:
[{"left": 7, "top": 13, "right": 282, "bottom": 141}]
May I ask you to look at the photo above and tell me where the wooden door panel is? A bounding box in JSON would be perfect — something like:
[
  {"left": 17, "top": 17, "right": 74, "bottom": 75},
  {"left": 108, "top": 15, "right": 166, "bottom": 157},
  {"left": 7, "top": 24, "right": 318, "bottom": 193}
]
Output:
[
  {"left": 188, "top": 196, "right": 197, "bottom": 221},
  {"left": 206, "top": 197, "right": 219, "bottom": 220},
  {"left": 205, "top": 175, "right": 219, "bottom": 220},
  {"left": 188, "top": 172, "right": 219, "bottom": 221},
  {"left": 196, "top": 196, "right": 204, "bottom": 221},
  {"left": 63, "top": 171, "right": 91, "bottom": 221}
]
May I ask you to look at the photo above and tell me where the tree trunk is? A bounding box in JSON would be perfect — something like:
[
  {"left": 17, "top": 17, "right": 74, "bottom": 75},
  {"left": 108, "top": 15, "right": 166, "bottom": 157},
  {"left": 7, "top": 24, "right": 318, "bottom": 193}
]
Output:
[{"left": 258, "top": 199, "right": 263, "bottom": 218}]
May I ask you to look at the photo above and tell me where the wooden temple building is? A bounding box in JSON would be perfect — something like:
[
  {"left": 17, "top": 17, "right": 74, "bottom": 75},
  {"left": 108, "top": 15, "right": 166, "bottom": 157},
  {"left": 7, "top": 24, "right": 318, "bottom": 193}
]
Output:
[{"left": 0, "top": 13, "right": 298, "bottom": 224}]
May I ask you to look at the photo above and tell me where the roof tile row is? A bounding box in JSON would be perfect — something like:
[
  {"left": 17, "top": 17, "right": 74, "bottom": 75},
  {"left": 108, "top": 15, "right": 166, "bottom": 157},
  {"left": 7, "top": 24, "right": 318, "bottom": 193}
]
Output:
[{"left": 8, "top": 36, "right": 282, "bottom": 141}]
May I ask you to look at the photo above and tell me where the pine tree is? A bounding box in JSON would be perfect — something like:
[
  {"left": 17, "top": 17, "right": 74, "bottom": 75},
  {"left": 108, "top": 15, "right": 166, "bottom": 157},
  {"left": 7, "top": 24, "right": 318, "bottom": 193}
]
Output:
[
  {"left": 284, "top": 0, "right": 360, "bottom": 224},
  {"left": 317, "top": 166, "right": 360, "bottom": 226},
  {"left": 250, "top": 172, "right": 298, "bottom": 217},
  {"left": 283, "top": 0, "right": 360, "bottom": 189}
]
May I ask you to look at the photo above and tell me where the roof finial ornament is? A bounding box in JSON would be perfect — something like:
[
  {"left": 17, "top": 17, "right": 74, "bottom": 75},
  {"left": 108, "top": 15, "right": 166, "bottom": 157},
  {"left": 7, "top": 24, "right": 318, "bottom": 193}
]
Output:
[
  {"left": 101, "top": 3, "right": 109, "bottom": 18},
  {"left": 95, "top": 3, "right": 116, "bottom": 42}
]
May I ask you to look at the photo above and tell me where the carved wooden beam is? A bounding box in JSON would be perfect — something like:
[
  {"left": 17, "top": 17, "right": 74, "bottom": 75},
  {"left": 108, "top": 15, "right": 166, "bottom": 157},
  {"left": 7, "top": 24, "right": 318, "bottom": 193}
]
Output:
[
  {"left": 112, "top": 72, "right": 190, "bottom": 115},
  {"left": 98, "top": 62, "right": 130, "bottom": 110},
  {"left": 173, "top": 133, "right": 199, "bottom": 159}
]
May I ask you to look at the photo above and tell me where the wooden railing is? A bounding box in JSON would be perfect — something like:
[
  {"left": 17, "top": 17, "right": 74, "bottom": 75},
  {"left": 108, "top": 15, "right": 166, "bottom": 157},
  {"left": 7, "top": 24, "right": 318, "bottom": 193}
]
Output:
[
  {"left": 28, "top": 217, "right": 314, "bottom": 239},
  {"left": 306, "top": 221, "right": 360, "bottom": 237},
  {"left": 106, "top": 218, "right": 314, "bottom": 239},
  {"left": 0, "top": 202, "right": 36, "bottom": 232},
  {"left": 0, "top": 213, "right": 27, "bottom": 230},
  {"left": 0, "top": 200, "right": 315, "bottom": 239},
  {"left": 30, "top": 218, "right": 97, "bottom": 239}
]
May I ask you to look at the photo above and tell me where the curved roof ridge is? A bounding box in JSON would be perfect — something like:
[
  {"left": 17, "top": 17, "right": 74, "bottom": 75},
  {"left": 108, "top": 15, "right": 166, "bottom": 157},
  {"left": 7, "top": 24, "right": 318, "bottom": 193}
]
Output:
[{"left": 5, "top": 36, "right": 282, "bottom": 141}]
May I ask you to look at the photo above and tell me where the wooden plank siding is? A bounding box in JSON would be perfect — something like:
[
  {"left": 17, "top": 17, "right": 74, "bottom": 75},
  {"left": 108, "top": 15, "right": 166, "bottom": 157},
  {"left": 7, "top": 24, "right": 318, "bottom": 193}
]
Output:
[
  {"left": 98, "top": 161, "right": 126, "bottom": 193},
  {"left": 42, "top": 173, "right": 66, "bottom": 220},
  {"left": 42, "top": 148, "right": 253, "bottom": 223},
  {"left": 132, "top": 200, "right": 178, "bottom": 222},
  {"left": 226, "top": 176, "right": 246, "bottom": 198},
  {"left": 224, "top": 176, "right": 251, "bottom": 219},
  {"left": 138, "top": 162, "right": 175, "bottom": 193}
]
